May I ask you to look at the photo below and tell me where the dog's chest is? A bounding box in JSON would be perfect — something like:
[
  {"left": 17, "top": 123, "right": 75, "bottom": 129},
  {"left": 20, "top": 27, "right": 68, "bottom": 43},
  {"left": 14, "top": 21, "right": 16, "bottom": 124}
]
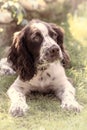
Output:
[{"left": 29, "top": 62, "right": 64, "bottom": 91}]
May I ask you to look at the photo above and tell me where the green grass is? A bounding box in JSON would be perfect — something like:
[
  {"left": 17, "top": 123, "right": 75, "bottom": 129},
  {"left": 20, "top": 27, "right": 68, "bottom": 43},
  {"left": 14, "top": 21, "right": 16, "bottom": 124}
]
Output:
[{"left": 0, "top": 16, "right": 87, "bottom": 130}]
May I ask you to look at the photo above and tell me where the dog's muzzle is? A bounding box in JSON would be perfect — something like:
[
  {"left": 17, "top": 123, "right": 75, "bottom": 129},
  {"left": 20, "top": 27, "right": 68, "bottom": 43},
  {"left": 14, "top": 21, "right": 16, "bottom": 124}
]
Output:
[{"left": 44, "top": 45, "right": 62, "bottom": 62}]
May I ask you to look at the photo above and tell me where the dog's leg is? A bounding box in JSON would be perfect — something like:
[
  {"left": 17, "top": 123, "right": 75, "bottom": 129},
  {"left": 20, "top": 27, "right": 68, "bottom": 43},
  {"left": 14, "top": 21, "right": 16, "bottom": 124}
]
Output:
[
  {"left": 0, "top": 58, "right": 15, "bottom": 75},
  {"left": 7, "top": 77, "right": 29, "bottom": 117},
  {"left": 55, "top": 80, "right": 83, "bottom": 112}
]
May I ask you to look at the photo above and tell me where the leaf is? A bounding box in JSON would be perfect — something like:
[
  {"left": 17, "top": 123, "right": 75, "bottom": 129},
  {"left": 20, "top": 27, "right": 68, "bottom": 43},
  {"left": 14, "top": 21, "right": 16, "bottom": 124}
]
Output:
[{"left": 17, "top": 12, "right": 23, "bottom": 25}]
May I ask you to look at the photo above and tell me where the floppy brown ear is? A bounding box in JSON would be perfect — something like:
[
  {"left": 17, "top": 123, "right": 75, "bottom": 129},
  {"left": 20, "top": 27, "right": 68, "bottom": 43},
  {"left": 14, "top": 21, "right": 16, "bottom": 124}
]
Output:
[
  {"left": 50, "top": 23, "right": 70, "bottom": 68},
  {"left": 8, "top": 30, "right": 36, "bottom": 81}
]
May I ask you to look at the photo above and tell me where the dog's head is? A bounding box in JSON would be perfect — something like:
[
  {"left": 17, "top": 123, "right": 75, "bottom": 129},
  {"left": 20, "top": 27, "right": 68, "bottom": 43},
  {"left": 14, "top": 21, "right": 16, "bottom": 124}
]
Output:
[{"left": 8, "top": 19, "right": 70, "bottom": 81}]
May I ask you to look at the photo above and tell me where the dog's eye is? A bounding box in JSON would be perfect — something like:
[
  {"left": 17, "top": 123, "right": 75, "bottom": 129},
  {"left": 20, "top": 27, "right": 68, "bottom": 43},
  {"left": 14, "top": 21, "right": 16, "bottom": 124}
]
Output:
[
  {"left": 52, "top": 33, "right": 57, "bottom": 40},
  {"left": 32, "top": 32, "right": 42, "bottom": 43},
  {"left": 34, "top": 36, "right": 40, "bottom": 42},
  {"left": 49, "top": 32, "right": 57, "bottom": 41}
]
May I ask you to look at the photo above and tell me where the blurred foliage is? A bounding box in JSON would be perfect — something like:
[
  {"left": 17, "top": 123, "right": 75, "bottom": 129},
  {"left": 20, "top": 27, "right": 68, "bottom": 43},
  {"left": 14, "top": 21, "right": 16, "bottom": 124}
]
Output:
[
  {"left": 67, "top": 1, "right": 87, "bottom": 46},
  {"left": 77, "top": 1, "right": 87, "bottom": 17},
  {"left": 60, "top": 1, "right": 87, "bottom": 98},
  {"left": 0, "top": 28, "right": 3, "bottom": 32},
  {"left": 26, "top": 0, "right": 71, "bottom": 24},
  {"left": 1, "top": 1, "right": 26, "bottom": 25},
  {"left": 0, "top": 0, "right": 71, "bottom": 24},
  {"left": 40, "top": 0, "right": 70, "bottom": 23}
]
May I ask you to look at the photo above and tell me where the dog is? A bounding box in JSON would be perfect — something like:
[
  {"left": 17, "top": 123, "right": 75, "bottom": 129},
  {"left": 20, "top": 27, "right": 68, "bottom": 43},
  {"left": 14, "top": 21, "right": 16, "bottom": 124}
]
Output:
[{"left": 0, "top": 19, "right": 82, "bottom": 116}]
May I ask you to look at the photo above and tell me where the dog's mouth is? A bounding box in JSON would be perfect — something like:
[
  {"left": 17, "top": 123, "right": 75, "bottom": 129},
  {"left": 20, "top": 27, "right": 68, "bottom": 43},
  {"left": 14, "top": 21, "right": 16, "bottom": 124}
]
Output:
[
  {"left": 35, "top": 52, "right": 63, "bottom": 71},
  {"left": 36, "top": 57, "right": 60, "bottom": 71},
  {"left": 45, "top": 55, "right": 61, "bottom": 62}
]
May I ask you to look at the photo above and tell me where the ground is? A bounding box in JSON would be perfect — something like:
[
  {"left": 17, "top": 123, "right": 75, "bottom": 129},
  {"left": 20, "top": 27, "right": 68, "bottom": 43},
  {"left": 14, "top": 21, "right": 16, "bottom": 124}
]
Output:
[{"left": 0, "top": 16, "right": 87, "bottom": 130}]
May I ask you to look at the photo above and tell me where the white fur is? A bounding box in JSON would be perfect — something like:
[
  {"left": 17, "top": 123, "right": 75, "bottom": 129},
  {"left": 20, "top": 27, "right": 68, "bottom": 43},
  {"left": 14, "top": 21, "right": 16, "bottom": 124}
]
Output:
[
  {"left": 7, "top": 61, "right": 83, "bottom": 116},
  {"left": 0, "top": 58, "right": 15, "bottom": 75},
  {"left": 0, "top": 22, "right": 83, "bottom": 117}
]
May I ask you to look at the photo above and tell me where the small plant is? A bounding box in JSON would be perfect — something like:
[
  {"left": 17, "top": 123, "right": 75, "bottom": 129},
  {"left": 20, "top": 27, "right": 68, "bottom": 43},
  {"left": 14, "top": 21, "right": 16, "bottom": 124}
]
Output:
[{"left": 1, "top": 1, "right": 26, "bottom": 24}]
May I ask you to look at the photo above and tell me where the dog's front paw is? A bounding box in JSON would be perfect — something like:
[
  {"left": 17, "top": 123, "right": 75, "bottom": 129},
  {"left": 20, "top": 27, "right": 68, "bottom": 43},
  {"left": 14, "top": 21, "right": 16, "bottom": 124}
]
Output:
[
  {"left": 61, "top": 99, "right": 83, "bottom": 112},
  {"left": 0, "top": 58, "right": 15, "bottom": 75},
  {"left": 9, "top": 102, "right": 29, "bottom": 117}
]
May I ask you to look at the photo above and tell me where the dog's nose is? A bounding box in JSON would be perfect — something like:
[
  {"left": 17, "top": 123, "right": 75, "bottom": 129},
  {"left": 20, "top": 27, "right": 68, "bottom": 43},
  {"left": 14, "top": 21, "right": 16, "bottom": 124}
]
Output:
[{"left": 49, "top": 45, "right": 59, "bottom": 56}]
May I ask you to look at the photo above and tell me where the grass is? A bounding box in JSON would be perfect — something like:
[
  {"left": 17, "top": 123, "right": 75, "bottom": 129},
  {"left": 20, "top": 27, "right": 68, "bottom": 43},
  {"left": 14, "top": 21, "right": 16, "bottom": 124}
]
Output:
[{"left": 0, "top": 15, "right": 87, "bottom": 130}]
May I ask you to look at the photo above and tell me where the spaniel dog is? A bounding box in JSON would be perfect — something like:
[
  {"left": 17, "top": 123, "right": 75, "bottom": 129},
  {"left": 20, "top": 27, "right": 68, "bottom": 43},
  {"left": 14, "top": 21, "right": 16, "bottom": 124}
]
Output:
[{"left": 0, "top": 19, "right": 82, "bottom": 117}]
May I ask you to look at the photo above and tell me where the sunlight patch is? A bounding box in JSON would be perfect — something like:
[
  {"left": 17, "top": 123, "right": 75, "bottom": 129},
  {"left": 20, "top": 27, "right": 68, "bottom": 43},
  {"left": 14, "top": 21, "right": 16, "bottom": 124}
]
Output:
[{"left": 67, "top": 13, "right": 87, "bottom": 46}]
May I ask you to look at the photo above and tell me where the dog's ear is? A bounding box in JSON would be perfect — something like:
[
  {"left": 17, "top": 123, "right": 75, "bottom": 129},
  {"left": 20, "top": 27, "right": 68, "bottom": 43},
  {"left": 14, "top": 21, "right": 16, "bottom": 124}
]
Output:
[
  {"left": 8, "top": 29, "right": 36, "bottom": 81},
  {"left": 50, "top": 23, "right": 70, "bottom": 68}
]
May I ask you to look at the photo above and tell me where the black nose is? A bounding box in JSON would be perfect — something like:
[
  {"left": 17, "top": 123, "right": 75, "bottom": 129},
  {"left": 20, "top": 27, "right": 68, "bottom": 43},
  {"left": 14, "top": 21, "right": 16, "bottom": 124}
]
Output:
[{"left": 49, "top": 45, "right": 59, "bottom": 56}]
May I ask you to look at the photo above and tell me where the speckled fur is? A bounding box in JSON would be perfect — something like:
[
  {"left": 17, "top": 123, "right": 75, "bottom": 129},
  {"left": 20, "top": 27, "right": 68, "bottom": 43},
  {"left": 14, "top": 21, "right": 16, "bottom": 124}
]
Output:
[{"left": 0, "top": 20, "right": 83, "bottom": 117}]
